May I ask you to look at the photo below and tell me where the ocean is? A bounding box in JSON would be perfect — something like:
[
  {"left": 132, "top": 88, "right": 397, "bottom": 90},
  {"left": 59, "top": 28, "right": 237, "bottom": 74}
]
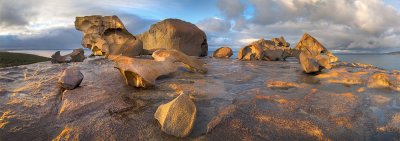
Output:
[{"left": 5, "top": 49, "right": 400, "bottom": 70}]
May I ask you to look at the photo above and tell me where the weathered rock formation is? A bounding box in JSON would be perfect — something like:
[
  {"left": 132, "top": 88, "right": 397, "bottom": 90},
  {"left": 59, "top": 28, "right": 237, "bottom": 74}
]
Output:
[
  {"left": 139, "top": 19, "right": 208, "bottom": 56},
  {"left": 213, "top": 47, "right": 233, "bottom": 58},
  {"left": 238, "top": 37, "right": 291, "bottom": 61},
  {"left": 294, "top": 33, "right": 338, "bottom": 63},
  {"left": 238, "top": 45, "right": 264, "bottom": 61},
  {"left": 295, "top": 33, "right": 336, "bottom": 73},
  {"left": 152, "top": 49, "right": 207, "bottom": 73},
  {"left": 154, "top": 93, "right": 196, "bottom": 137},
  {"left": 51, "top": 48, "right": 85, "bottom": 63},
  {"left": 75, "top": 15, "right": 142, "bottom": 57},
  {"left": 58, "top": 67, "right": 84, "bottom": 90},
  {"left": 109, "top": 55, "right": 177, "bottom": 88}
]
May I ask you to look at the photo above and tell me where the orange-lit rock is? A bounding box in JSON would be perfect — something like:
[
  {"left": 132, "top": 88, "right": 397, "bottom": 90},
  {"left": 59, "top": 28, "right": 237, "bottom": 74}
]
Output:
[
  {"left": 238, "top": 45, "right": 264, "bottom": 61},
  {"left": 367, "top": 73, "right": 390, "bottom": 89},
  {"left": 139, "top": 19, "right": 208, "bottom": 56},
  {"left": 152, "top": 49, "right": 207, "bottom": 73},
  {"left": 294, "top": 33, "right": 338, "bottom": 63},
  {"left": 109, "top": 55, "right": 177, "bottom": 88},
  {"left": 154, "top": 93, "right": 196, "bottom": 137},
  {"left": 266, "top": 80, "right": 300, "bottom": 90},
  {"left": 213, "top": 47, "right": 233, "bottom": 58},
  {"left": 75, "top": 15, "right": 142, "bottom": 57}
]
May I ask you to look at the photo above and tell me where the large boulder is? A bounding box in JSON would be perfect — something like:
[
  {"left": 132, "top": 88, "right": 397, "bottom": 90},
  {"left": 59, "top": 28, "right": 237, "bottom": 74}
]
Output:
[
  {"left": 213, "top": 47, "right": 233, "bottom": 58},
  {"left": 152, "top": 49, "right": 207, "bottom": 73},
  {"left": 299, "top": 52, "right": 332, "bottom": 73},
  {"left": 109, "top": 55, "right": 177, "bottom": 88},
  {"left": 58, "top": 67, "right": 84, "bottom": 90},
  {"left": 294, "top": 33, "right": 338, "bottom": 62},
  {"left": 154, "top": 93, "right": 196, "bottom": 137},
  {"left": 75, "top": 15, "right": 142, "bottom": 57},
  {"left": 238, "top": 45, "right": 264, "bottom": 61},
  {"left": 51, "top": 48, "right": 85, "bottom": 63},
  {"left": 139, "top": 19, "right": 208, "bottom": 57}
]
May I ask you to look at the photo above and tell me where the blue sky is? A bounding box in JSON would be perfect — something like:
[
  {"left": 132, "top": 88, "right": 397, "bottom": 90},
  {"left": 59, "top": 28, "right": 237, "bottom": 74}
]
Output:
[{"left": 1, "top": 0, "right": 400, "bottom": 53}]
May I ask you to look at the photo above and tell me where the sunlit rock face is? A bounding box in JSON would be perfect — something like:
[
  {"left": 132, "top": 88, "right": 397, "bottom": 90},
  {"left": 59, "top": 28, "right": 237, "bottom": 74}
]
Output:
[
  {"left": 154, "top": 93, "right": 196, "bottom": 137},
  {"left": 241, "top": 38, "right": 291, "bottom": 61},
  {"left": 51, "top": 49, "right": 85, "bottom": 63},
  {"left": 368, "top": 73, "right": 390, "bottom": 88},
  {"left": 1, "top": 58, "right": 400, "bottom": 140},
  {"left": 295, "top": 33, "right": 337, "bottom": 73},
  {"left": 152, "top": 49, "right": 207, "bottom": 73},
  {"left": 75, "top": 15, "right": 142, "bottom": 57},
  {"left": 294, "top": 33, "right": 338, "bottom": 63},
  {"left": 213, "top": 47, "right": 233, "bottom": 58},
  {"left": 238, "top": 45, "right": 264, "bottom": 61},
  {"left": 139, "top": 19, "right": 208, "bottom": 57},
  {"left": 109, "top": 55, "right": 178, "bottom": 88}
]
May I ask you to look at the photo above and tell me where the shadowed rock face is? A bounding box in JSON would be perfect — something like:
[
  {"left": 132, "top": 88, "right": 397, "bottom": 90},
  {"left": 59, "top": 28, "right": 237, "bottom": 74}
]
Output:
[
  {"left": 213, "top": 47, "right": 233, "bottom": 58},
  {"left": 58, "top": 67, "right": 84, "bottom": 90},
  {"left": 51, "top": 48, "right": 85, "bottom": 63},
  {"left": 75, "top": 15, "right": 142, "bottom": 57},
  {"left": 139, "top": 19, "right": 208, "bottom": 56},
  {"left": 152, "top": 49, "right": 207, "bottom": 73},
  {"left": 154, "top": 93, "right": 196, "bottom": 137},
  {"left": 109, "top": 55, "right": 177, "bottom": 88}
]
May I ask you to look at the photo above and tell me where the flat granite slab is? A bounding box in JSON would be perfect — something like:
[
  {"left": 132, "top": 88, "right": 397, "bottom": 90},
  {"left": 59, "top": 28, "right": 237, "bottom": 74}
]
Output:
[{"left": 0, "top": 57, "right": 399, "bottom": 140}]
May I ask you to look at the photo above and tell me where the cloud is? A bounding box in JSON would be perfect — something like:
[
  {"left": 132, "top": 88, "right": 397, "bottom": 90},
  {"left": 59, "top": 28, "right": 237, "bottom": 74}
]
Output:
[
  {"left": 217, "top": 0, "right": 245, "bottom": 20},
  {"left": 215, "top": 0, "right": 400, "bottom": 52},
  {"left": 196, "top": 17, "right": 231, "bottom": 33}
]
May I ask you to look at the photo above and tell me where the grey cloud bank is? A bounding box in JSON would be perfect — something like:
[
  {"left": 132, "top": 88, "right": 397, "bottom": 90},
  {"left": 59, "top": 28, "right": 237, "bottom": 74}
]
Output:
[{"left": 1, "top": 0, "right": 400, "bottom": 53}]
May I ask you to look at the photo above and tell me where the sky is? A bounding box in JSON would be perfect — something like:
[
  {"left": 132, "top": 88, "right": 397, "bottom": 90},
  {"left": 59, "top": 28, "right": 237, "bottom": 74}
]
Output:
[{"left": 1, "top": 0, "right": 400, "bottom": 53}]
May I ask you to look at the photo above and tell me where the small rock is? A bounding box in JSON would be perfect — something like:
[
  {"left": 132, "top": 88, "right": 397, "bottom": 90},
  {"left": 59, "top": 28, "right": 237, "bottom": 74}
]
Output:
[
  {"left": 266, "top": 80, "right": 300, "bottom": 90},
  {"left": 58, "top": 67, "right": 84, "bottom": 90},
  {"left": 154, "top": 93, "right": 196, "bottom": 137},
  {"left": 51, "top": 48, "right": 85, "bottom": 63},
  {"left": 213, "top": 47, "right": 233, "bottom": 58},
  {"left": 368, "top": 73, "right": 390, "bottom": 89}
]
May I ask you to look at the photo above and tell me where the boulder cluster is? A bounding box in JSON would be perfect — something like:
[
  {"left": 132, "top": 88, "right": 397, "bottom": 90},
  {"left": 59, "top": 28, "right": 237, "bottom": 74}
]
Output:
[
  {"left": 212, "top": 33, "right": 339, "bottom": 74},
  {"left": 238, "top": 37, "right": 292, "bottom": 61},
  {"left": 74, "top": 15, "right": 207, "bottom": 57}
]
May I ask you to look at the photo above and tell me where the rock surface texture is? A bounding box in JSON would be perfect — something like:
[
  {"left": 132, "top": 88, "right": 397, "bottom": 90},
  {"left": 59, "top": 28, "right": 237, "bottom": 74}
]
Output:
[
  {"left": 58, "top": 67, "right": 84, "bottom": 90},
  {"left": 238, "top": 37, "right": 291, "bottom": 61},
  {"left": 109, "top": 55, "right": 177, "bottom": 88},
  {"left": 152, "top": 49, "right": 207, "bottom": 73},
  {"left": 75, "top": 15, "right": 142, "bottom": 57},
  {"left": 0, "top": 58, "right": 399, "bottom": 140},
  {"left": 295, "top": 33, "right": 336, "bottom": 73},
  {"left": 154, "top": 93, "right": 196, "bottom": 137},
  {"left": 139, "top": 19, "right": 208, "bottom": 56},
  {"left": 294, "top": 33, "right": 338, "bottom": 63},
  {"left": 51, "top": 48, "right": 85, "bottom": 63},
  {"left": 213, "top": 47, "right": 233, "bottom": 58},
  {"left": 238, "top": 45, "right": 264, "bottom": 61}
]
